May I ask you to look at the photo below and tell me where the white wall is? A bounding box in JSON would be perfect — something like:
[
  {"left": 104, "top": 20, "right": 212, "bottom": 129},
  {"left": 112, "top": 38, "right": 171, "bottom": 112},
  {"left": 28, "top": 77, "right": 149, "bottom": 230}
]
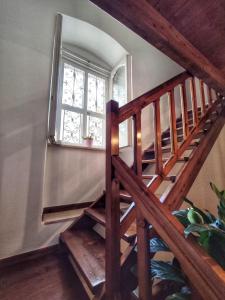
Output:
[
  {"left": 0, "top": 0, "right": 197, "bottom": 259},
  {"left": 44, "top": 1, "right": 184, "bottom": 209},
  {"left": 188, "top": 126, "right": 225, "bottom": 216}
]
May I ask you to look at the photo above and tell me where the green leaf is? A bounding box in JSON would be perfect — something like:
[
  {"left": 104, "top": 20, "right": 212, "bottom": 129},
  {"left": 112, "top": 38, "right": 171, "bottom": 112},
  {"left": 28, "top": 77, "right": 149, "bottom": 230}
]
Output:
[
  {"left": 166, "top": 286, "right": 191, "bottom": 300},
  {"left": 183, "top": 197, "right": 212, "bottom": 224},
  {"left": 208, "top": 233, "right": 225, "bottom": 269},
  {"left": 205, "top": 210, "right": 217, "bottom": 223},
  {"left": 210, "top": 182, "right": 224, "bottom": 201},
  {"left": 184, "top": 223, "right": 225, "bottom": 270},
  {"left": 187, "top": 208, "right": 204, "bottom": 224},
  {"left": 166, "top": 292, "right": 191, "bottom": 300},
  {"left": 211, "top": 219, "right": 225, "bottom": 231},
  {"left": 151, "top": 260, "right": 185, "bottom": 284},
  {"left": 172, "top": 209, "right": 190, "bottom": 227},
  {"left": 184, "top": 224, "right": 209, "bottom": 237},
  {"left": 211, "top": 182, "right": 225, "bottom": 223},
  {"left": 183, "top": 197, "right": 195, "bottom": 207},
  {"left": 218, "top": 203, "right": 225, "bottom": 223},
  {"left": 184, "top": 223, "right": 225, "bottom": 238},
  {"left": 150, "top": 238, "right": 170, "bottom": 253},
  {"left": 198, "top": 230, "right": 210, "bottom": 252}
]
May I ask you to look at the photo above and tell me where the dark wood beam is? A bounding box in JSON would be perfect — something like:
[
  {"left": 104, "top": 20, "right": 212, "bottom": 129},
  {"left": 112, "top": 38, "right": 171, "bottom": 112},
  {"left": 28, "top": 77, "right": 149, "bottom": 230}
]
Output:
[{"left": 90, "top": 0, "right": 225, "bottom": 92}]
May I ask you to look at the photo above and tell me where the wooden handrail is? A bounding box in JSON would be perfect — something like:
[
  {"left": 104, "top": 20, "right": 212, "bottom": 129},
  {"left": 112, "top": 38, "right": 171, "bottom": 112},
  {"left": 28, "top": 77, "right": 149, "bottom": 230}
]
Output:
[
  {"left": 118, "top": 71, "right": 190, "bottom": 123},
  {"left": 113, "top": 155, "right": 225, "bottom": 300},
  {"left": 105, "top": 70, "right": 225, "bottom": 299}
]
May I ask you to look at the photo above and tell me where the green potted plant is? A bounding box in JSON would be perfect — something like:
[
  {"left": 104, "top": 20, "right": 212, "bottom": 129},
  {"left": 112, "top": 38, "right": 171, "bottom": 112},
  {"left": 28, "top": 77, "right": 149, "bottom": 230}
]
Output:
[{"left": 147, "top": 182, "right": 225, "bottom": 299}]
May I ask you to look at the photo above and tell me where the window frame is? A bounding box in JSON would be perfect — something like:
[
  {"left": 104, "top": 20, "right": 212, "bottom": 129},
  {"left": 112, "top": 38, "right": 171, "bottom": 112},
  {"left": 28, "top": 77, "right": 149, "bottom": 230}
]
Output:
[
  {"left": 110, "top": 55, "right": 133, "bottom": 148},
  {"left": 48, "top": 14, "right": 133, "bottom": 151},
  {"left": 55, "top": 52, "right": 109, "bottom": 149}
]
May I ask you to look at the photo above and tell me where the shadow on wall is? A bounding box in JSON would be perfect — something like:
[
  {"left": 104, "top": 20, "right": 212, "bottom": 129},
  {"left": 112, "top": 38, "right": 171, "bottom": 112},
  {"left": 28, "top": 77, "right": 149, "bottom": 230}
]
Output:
[
  {"left": 0, "top": 82, "right": 70, "bottom": 258},
  {"left": 44, "top": 146, "right": 105, "bottom": 207}
]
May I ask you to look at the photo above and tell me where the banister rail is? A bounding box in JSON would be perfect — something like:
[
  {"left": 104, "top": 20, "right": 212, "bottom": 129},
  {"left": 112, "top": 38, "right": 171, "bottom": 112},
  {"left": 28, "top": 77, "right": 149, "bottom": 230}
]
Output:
[
  {"left": 105, "top": 70, "right": 225, "bottom": 299},
  {"left": 113, "top": 155, "right": 225, "bottom": 300},
  {"left": 118, "top": 71, "right": 190, "bottom": 123}
]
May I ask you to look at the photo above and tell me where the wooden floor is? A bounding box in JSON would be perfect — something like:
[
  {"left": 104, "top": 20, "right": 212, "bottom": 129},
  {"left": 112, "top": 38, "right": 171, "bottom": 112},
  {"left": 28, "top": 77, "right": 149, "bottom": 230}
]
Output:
[{"left": 0, "top": 251, "right": 88, "bottom": 300}]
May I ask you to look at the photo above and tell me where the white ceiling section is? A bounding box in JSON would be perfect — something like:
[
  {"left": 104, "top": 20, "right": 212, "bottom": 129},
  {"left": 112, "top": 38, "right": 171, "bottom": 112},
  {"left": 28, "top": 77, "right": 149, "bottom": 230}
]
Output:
[{"left": 62, "top": 15, "right": 128, "bottom": 68}]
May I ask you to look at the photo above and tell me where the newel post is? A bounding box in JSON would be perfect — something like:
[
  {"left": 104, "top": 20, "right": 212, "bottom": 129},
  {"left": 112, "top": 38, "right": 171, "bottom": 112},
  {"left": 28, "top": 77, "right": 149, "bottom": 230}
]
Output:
[{"left": 105, "top": 100, "right": 121, "bottom": 300}]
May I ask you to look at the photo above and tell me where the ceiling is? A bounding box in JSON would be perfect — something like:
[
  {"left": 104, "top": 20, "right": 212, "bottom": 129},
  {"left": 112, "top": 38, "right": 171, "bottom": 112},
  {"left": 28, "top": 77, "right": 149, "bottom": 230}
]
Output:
[
  {"left": 89, "top": 0, "right": 225, "bottom": 92},
  {"left": 147, "top": 0, "right": 225, "bottom": 74}
]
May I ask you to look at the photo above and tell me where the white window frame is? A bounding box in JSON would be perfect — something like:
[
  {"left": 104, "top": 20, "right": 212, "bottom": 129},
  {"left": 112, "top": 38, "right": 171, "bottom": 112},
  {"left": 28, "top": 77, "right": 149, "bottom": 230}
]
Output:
[
  {"left": 55, "top": 54, "right": 109, "bottom": 149},
  {"left": 48, "top": 14, "right": 133, "bottom": 150}
]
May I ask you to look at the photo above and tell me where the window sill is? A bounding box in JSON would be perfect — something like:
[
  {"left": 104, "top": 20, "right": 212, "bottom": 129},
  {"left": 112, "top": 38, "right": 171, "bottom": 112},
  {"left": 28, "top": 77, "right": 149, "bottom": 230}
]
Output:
[{"left": 48, "top": 141, "right": 106, "bottom": 152}]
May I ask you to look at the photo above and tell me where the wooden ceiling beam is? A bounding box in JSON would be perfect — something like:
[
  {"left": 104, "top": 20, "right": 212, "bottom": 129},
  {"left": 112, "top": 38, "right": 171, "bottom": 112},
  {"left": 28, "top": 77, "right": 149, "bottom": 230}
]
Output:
[{"left": 89, "top": 0, "right": 225, "bottom": 93}]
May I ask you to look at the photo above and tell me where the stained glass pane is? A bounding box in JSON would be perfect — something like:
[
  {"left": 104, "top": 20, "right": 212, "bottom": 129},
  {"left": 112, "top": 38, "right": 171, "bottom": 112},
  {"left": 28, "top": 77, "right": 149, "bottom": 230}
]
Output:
[
  {"left": 87, "top": 74, "right": 105, "bottom": 114},
  {"left": 62, "top": 63, "right": 84, "bottom": 108},
  {"left": 87, "top": 116, "right": 104, "bottom": 146},
  {"left": 62, "top": 64, "right": 74, "bottom": 106},
  {"left": 61, "top": 110, "right": 82, "bottom": 144}
]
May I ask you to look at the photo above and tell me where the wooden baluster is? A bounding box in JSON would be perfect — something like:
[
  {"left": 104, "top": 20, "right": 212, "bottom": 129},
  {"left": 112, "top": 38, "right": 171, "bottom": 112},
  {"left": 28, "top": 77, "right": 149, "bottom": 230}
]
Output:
[
  {"left": 154, "top": 99, "right": 163, "bottom": 174},
  {"left": 168, "top": 89, "right": 178, "bottom": 154},
  {"left": 136, "top": 214, "right": 151, "bottom": 300},
  {"left": 106, "top": 100, "right": 121, "bottom": 300},
  {"left": 133, "top": 112, "right": 142, "bottom": 177},
  {"left": 200, "top": 80, "right": 206, "bottom": 114},
  {"left": 208, "top": 86, "right": 213, "bottom": 106},
  {"left": 133, "top": 111, "right": 151, "bottom": 300},
  {"left": 180, "top": 82, "right": 189, "bottom": 138},
  {"left": 190, "top": 77, "right": 199, "bottom": 126}
]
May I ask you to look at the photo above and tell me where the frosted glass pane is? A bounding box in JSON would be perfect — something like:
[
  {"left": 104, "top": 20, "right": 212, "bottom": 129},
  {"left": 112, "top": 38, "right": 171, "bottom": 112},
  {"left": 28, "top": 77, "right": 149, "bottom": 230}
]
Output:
[
  {"left": 62, "top": 63, "right": 84, "bottom": 108},
  {"left": 87, "top": 116, "right": 104, "bottom": 146},
  {"left": 87, "top": 74, "right": 105, "bottom": 114},
  {"left": 61, "top": 110, "right": 82, "bottom": 144},
  {"left": 119, "top": 121, "right": 128, "bottom": 147}
]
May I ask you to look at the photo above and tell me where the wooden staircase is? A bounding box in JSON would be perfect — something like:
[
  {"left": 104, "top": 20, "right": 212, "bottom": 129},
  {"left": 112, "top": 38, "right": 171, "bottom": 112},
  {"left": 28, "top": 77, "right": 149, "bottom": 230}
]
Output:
[
  {"left": 60, "top": 72, "right": 225, "bottom": 299},
  {"left": 60, "top": 193, "right": 137, "bottom": 298}
]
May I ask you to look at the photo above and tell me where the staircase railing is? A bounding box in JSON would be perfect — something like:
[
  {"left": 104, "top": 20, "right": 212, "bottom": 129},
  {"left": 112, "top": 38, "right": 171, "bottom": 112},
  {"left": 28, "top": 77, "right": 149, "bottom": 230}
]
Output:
[{"left": 106, "top": 71, "right": 225, "bottom": 299}]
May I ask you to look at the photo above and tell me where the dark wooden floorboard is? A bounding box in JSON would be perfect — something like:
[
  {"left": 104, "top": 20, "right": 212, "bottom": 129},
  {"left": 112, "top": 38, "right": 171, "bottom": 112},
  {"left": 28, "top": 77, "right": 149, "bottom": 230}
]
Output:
[{"left": 0, "top": 252, "right": 88, "bottom": 300}]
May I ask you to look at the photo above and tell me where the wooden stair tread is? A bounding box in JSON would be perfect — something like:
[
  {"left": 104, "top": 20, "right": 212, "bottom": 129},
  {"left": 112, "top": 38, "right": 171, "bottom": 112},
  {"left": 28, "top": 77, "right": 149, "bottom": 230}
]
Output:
[
  {"left": 162, "top": 134, "right": 183, "bottom": 142},
  {"left": 43, "top": 208, "right": 84, "bottom": 224},
  {"left": 85, "top": 207, "right": 136, "bottom": 241},
  {"left": 61, "top": 229, "right": 105, "bottom": 292},
  {"left": 120, "top": 190, "right": 132, "bottom": 201},
  {"left": 123, "top": 221, "right": 137, "bottom": 242},
  {"left": 85, "top": 207, "right": 106, "bottom": 226}
]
